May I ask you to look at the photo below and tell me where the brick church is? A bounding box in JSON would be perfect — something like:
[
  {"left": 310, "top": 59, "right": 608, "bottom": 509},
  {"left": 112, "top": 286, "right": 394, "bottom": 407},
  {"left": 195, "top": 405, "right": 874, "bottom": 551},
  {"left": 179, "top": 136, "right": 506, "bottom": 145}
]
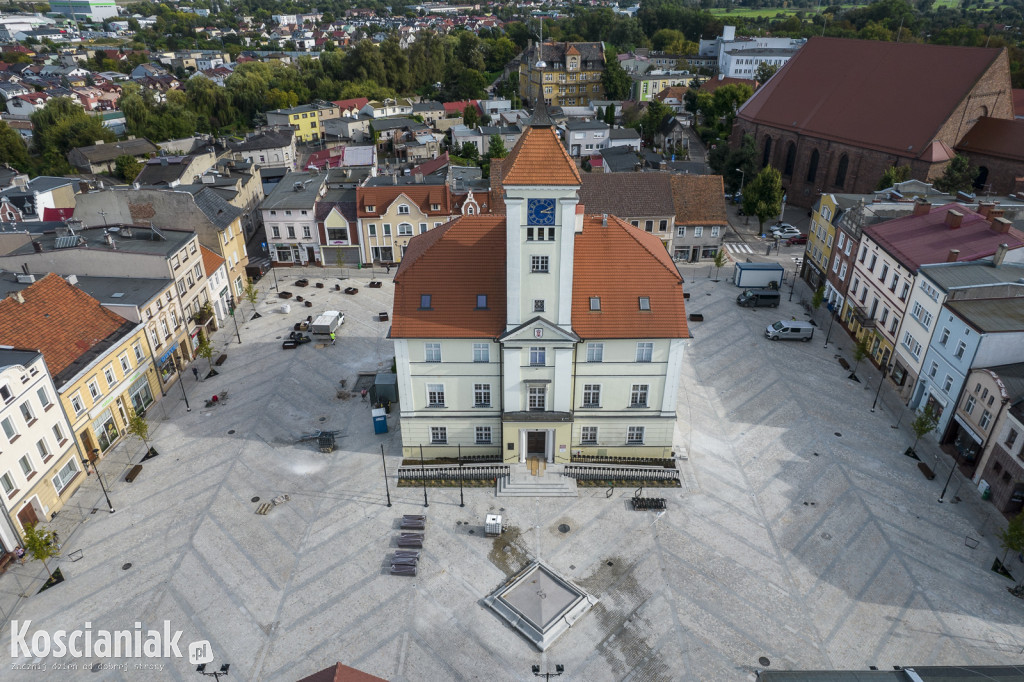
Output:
[{"left": 732, "top": 38, "right": 1022, "bottom": 207}]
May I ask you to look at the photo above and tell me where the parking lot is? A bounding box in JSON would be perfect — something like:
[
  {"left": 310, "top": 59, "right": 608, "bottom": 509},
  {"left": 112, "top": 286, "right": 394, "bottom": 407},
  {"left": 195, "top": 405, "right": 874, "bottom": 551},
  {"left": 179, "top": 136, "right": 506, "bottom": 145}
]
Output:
[{"left": 4, "top": 266, "right": 1024, "bottom": 681}]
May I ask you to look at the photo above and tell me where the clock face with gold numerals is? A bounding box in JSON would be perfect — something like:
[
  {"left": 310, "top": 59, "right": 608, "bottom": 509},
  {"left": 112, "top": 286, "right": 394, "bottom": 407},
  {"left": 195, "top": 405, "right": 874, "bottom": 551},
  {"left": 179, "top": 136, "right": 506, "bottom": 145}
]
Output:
[{"left": 527, "top": 198, "right": 556, "bottom": 225}]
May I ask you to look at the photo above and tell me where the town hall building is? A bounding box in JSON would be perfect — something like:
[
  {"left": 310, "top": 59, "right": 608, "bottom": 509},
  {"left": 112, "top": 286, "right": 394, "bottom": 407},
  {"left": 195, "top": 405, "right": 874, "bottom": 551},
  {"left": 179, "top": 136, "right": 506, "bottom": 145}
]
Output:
[{"left": 390, "top": 111, "right": 689, "bottom": 464}]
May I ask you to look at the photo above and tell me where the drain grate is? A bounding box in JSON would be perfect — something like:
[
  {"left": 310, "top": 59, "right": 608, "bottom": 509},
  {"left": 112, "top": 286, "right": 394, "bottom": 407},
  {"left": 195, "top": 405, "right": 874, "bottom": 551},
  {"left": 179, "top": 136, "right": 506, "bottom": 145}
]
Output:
[
  {"left": 228, "top": 430, "right": 236, "bottom": 435},
  {"left": 759, "top": 657, "right": 771, "bottom": 667},
  {"left": 122, "top": 563, "right": 132, "bottom": 571},
  {"left": 558, "top": 524, "right": 570, "bottom": 534},
  {"left": 251, "top": 496, "right": 260, "bottom": 503}
]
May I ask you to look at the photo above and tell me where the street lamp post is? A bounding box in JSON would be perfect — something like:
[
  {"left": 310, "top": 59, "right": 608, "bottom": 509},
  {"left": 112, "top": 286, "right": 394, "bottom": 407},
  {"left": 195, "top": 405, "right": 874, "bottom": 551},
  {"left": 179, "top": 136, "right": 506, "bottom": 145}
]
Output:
[
  {"left": 418, "top": 444, "right": 429, "bottom": 508},
  {"left": 532, "top": 665, "right": 565, "bottom": 681},
  {"left": 84, "top": 450, "right": 115, "bottom": 513},
  {"left": 229, "top": 298, "right": 242, "bottom": 344},
  {"left": 170, "top": 359, "right": 191, "bottom": 412},
  {"left": 380, "top": 443, "right": 391, "bottom": 507},
  {"left": 871, "top": 363, "right": 892, "bottom": 413},
  {"left": 271, "top": 264, "right": 279, "bottom": 291},
  {"left": 939, "top": 445, "right": 964, "bottom": 503},
  {"left": 824, "top": 304, "right": 837, "bottom": 348},
  {"left": 458, "top": 445, "right": 465, "bottom": 508},
  {"left": 196, "top": 663, "right": 230, "bottom": 681}
]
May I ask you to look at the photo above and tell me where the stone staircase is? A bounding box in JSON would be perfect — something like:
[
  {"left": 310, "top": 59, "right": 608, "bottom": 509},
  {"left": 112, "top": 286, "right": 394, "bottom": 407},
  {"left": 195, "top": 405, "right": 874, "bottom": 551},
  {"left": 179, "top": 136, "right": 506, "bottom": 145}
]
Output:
[{"left": 496, "top": 464, "right": 578, "bottom": 498}]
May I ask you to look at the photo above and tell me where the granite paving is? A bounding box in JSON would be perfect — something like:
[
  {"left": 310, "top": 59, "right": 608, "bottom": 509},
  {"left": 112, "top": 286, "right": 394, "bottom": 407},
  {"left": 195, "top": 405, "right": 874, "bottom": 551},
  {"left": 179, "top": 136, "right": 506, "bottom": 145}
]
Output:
[{"left": 2, "top": 264, "right": 1023, "bottom": 681}]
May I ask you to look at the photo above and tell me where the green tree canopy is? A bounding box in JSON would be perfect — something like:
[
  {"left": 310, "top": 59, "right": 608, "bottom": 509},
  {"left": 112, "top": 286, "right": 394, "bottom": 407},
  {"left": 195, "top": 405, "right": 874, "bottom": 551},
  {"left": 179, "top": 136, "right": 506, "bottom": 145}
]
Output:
[
  {"left": 114, "top": 155, "right": 143, "bottom": 183},
  {"left": 0, "top": 121, "right": 31, "bottom": 172},
  {"left": 933, "top": 154, "right": 979, "bottom": 194},
  {"left": 30, "top": 97, "right": 115, "bottom": 174},
  {"left": 601, "top": 48, "right": 631, "bottom": 101},
  {"left": 486, "top": 133, "right": 507, "bottom": 159},
  {"left": 741, "top": 166, "right": 784, "bottom": 232},
  {"left": 876, "top": 165, "right": 912, "bottom": 190}
]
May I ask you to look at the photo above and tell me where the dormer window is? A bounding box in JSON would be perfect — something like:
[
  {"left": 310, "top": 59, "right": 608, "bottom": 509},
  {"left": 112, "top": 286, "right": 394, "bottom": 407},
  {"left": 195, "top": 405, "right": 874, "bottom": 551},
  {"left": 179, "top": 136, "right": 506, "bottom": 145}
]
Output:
[
  {"left": 366, "top": 205, "right": 375, "bottom": 212},
  {"left": 420, "top": 294, "right": 432, "bottom": 309},
  {"left": 476, "top": 294, "right": 487, "bottom": 309},
  {"left": 398, "top": 204, "right": 410, "bottom": 214},
  {"left": 639, "top": 297, "right": 650, "bottom": 311},
  {"left": 431, "top": 203, "right": 440, "bottom": 211},
  {"left": 590, "top": 297, "right": 601, "bottom": 311}
]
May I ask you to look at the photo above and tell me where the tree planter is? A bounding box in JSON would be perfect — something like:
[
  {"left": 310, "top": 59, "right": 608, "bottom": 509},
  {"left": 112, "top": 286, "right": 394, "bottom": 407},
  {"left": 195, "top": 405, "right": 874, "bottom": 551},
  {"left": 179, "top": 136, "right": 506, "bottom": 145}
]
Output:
[{"left": 38, "top": 568, "right": 64, "bottom": 593}]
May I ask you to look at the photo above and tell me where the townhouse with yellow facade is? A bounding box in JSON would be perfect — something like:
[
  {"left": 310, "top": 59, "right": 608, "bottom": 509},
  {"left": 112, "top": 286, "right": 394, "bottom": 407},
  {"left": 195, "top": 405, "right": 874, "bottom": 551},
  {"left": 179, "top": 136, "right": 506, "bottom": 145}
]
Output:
[
  {"left": 265, "top": 101, "right": 342, "bottom": 143},
  {"left": 519, "top": 41, "right": 606, "bottom": 108},
  {"left": 357, "top": 175, "right": 457, "bottom": 264}
]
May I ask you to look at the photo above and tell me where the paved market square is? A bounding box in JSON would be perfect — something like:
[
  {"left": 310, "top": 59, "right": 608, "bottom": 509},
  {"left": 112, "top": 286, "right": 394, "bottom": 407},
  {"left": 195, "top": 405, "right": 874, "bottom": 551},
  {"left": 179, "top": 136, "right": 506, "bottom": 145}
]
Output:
[{"left": 3, "top": 263, "right": 1024, "bottom": 681}]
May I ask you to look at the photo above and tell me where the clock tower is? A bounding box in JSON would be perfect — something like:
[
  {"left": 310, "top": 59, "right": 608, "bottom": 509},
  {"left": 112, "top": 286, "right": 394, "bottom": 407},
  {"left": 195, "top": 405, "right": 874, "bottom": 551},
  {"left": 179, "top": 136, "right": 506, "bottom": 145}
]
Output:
[{"left": 502, "top": 108, "right": 582, "bottom": 331}]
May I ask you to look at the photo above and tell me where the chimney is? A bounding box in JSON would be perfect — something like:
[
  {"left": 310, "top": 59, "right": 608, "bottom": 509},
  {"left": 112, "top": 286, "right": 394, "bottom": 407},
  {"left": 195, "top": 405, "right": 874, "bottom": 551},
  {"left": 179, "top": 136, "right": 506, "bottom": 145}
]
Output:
[
  {"left": 989, "top": 207, "right": 1005, "bottom": 221},
  {"left": 946, "top": 248, "right": 960, "bottom": 262},
  {"left": 32, "top": 241, "right": 42, "bottom": 253},
  {"left": 991, "top": 217, "right": 1012, "bottom": 234},
  {"left": 414, "top": 172, "right": 423, "bottom": 184},
  {"left": 977, "top": 202, "right": 994, "bottom": 218},
  {"left": 392, "top": 174, "right": 397, "bottom": 185},
  {"left": 913, "top": 200, "right": 931, "bottom": 216},
  {"left": 945, "top": 209, "right": 963, "bottom": 229},
  {"left": 993, "top": 243, "right": 1009, "bottom": 267},
  {"left": 11, "top": 292, "right": 25, "bottom": 304}
]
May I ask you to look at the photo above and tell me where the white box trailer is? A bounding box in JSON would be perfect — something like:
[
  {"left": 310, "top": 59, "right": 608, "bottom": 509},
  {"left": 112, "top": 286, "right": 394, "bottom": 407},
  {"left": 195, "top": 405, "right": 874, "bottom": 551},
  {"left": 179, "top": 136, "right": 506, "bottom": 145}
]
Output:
[
  {"left": 310, "top": 311, "right": 344, "bottom": 334},
  {"left": 733, "top": 262, "right": 785, "bottom": 288}
]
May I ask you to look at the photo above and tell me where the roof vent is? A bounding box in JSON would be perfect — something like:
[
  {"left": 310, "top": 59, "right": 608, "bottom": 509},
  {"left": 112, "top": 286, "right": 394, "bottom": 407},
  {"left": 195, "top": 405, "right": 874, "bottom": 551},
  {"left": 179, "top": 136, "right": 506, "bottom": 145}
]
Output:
[
  {"left": 993, "top": 243, "right": 1009, "bottom": 267},
  {"left": 602, "top": 213, "right": 608, "bottom": 226},
  {"left": 293, "top": 181, "right": 303, "bottom": 191},
  {"left": 946, "top": 248, "right": 960, "bottom": 262},
  {"left": 65, "top": 274, "right": 78, "bottom": 286},
  {"left": 16, "top": 274, "right": 35, "bottom": 284},
  {"left": 111, "top": 292, "right": 124, "bottom": 298}
]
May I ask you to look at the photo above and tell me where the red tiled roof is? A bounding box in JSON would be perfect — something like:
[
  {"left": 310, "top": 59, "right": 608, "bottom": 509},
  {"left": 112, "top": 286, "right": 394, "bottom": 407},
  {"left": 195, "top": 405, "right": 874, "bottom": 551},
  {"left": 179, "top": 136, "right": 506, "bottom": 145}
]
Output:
[
  {"left": 295, "top": 662, "right": 387, "bottom": 682},
  {"left": 392, "top": 214, "right": 688, "bottom": 339},
  {"left": 357, "top": 185, "right": 452, "bottom": 217},
  {"left": 0, "top": 273, "right": 132, "bottom": 378},
  {"left": 410, "top": 152, "right": 449, "bottom": 177},
  {"left": 864, "top": 203, "right": 1024, "bottom": 268},
  {"left": 737, "top": 37, "right": 1008, "bottom": 158},
  {"left": 957, "top": 116, "right": 1024, "bottom": 162},
  {"left": 442, "top": 100, "right": 479, "bottom": 115},
  {"left": 199, "top": 244, "right": 225, "bottom": 279},
  {"left": 501, "top": 125, "right": 581, "bottom": 186},
  {"left": 332, "top": 96, "right": 369, "bottom": 111},
  {"left": 42, "top": 207, "right": 73, "bottom": 221}
]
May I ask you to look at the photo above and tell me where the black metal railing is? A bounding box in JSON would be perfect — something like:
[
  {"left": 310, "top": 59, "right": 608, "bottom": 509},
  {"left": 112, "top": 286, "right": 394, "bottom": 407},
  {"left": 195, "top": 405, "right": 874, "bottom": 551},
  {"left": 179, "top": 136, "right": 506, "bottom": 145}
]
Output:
[
  {"left": 562, "top": 464, "right": 679, "bottom": 483},
  {"left": 396, "top": 464, "right": 509, "bottom": 481}
]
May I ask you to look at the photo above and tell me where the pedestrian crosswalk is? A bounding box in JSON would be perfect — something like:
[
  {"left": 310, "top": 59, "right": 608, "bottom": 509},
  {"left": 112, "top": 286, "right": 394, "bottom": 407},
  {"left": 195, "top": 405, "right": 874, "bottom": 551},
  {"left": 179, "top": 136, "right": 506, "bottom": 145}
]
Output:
[{"left": 723, "top": 242, "right": 753, "bottom": 254}]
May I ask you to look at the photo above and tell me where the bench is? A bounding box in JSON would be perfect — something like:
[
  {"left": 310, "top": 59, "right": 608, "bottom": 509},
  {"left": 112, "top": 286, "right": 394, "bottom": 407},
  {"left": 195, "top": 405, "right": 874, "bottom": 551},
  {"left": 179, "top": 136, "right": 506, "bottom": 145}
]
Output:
[
  {"left": 125, "top": 464, "right": 143, "bottom": 483},
  {"left": 368, "top": 281, "right": 383, "bottom": 288},
  {"left": 278, "top": 291, "right": 292, "bottom": 299},
  {"left": 631, "top": 497, "right": 667, "bottom": 511},
  {"left": 918, "top": 462, "right": 935, "bottom": 480},
  {"left": 315, "top": 282, "right": 324, "bottom": 288},
  {"left": 256, "top": 503, "right": 273, "bottom": 515},
  {"left": 838, "top": 357, "right": 850, "bottom": 370},
  {"left": 215, "top": 354, "right": 227, "bottom": 366},
  {"left": 379, "top": 312, "right": 389, "bottom": 321},
  {"left": 344, "top": 287, "right": 359, "bottom": 295},
  {"left": 0, "top": 551, "right": 13, "bottom": 573}
]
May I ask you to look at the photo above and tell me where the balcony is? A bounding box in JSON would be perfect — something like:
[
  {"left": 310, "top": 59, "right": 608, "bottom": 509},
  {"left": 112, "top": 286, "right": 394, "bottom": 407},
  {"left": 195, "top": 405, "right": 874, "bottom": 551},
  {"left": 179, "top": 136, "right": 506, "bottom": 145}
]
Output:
[{"left": 852, "top": 306, "right": 876, "bottom": 328}]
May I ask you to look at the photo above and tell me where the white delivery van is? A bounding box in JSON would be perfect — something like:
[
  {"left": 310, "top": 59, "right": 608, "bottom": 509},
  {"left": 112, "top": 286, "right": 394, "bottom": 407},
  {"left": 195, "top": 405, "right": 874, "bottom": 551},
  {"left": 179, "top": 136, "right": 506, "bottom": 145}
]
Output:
[
  {"left": 765, "top": 320, "right": 814, "bottom": 341},
  {"left": 310, "top": 311, "right": 344, "bottom": 334}
]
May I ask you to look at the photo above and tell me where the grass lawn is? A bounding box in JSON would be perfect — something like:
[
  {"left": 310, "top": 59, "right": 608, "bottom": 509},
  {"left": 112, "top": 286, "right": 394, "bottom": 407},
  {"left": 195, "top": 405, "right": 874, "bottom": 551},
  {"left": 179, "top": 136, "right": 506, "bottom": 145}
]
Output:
[{"left": 709, "top": 7, "right": 806, "bottom": 18}]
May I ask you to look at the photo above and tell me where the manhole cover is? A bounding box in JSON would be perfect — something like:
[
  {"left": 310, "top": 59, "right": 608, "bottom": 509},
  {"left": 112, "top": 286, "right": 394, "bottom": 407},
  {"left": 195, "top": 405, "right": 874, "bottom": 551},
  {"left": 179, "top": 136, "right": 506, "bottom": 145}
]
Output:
[
  {"left": 228, "top": 430, "right": 235, "bottom": 435},
  {"left": 251, "top": 496, "right": 260, "bottom": 503},
  {"left": 275, "top": 336, "right": 281, "bottom": 339},
  {"left": 558, "top": 524, "right": 570, "bottom": 533},
  {"left": 122, "top": 563, "right": 132, "bottom": 570},
  {"left": 834, "top": 432, "right": 842, "bottom": 437},
  {"left": 606, "top": 561, "right": 614, "bottom": 566},
  {"left": 759, "top": 657, "right": 771, "bottom": 667},
  {"left": 813, "top": 452, "right": 820, "bottom": 456},
  {"left": 319, "top": 417, "right": 326, "bottom": 422}
]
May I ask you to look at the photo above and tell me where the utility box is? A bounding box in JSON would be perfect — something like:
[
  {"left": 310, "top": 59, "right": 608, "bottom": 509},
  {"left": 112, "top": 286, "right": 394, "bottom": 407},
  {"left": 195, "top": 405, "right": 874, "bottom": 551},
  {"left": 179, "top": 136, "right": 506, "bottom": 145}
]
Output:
[
  {"left": 486, "top": 514, "right": 503, "bottom": 537},
  {"left": 371, "top": 372, "right": 398, "bottom": 404},
  {"left": 311, "top": 311, "right": 344, "bottom": 334},
  {"left": 734, "top": 262, "right": 785, "bottom": 288},
  {"left": 372, "top": 407, "right": 387, "bottom": 434}
]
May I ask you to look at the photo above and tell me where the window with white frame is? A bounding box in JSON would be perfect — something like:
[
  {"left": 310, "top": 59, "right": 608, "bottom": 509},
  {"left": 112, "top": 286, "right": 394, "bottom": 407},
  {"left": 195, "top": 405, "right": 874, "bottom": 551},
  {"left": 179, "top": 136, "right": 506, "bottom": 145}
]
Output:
[
  {"left": 70, "top": 393, "right": 84, "bottom": 415},
  {"left": 475, "top": 426, "right": 492, "bottom": 444},
  {"left": 36, "top": 437, "right": 52, "bottom": 460},
  {"left": 528, "top": 386, "right": 546, "bottom": 410},
  {"left": 911, "top": 302, "right": 932, "bottom": 329},
  {"left": 426, "top": 384, "right": 445, "bottom": 407},
  {"left": 694, "top": 226, "right": 703, "bottom": 237},
  {"left": 939, "top": 328, "right": 949, "bottom": 345},
  {"left": 103, "top": 364, "right": 116, "bottom": 387},
  {"left": 424, "top": 343, "right": 441, "bottom": 362},
  {"left": 473, "top": 343, "right": 489, "bottom": 363},
  {"left": 839, "top": 263, "right": 847, "bottom": 280},
  {"left": 711, "top": 226, "right": 720, "bottom": 237},
  {"left": 581, "top": 426, "right": 598, "bottom": 444},
  {"left": 430, "top": 427, "right": 447, "bottom": 444},
  {"left": 630, "top": 384, "right": 649, "bottom": 407},
  {"left": 627, "top": 426, "right": 645, "bottom": 444},
  {"left": 582, "top": 384, "right": 600, "bottom": 407},
  {"left": 51, "top": 422, "right": 65, "bottom": 445},
  {"left": 676, "top": 225, "right": 686, "bottom": 237},
  {"left": 398, "top": 223, "right": 413, "bottom": 236},
  {"left": 36, "top": 386, "right": 51, "bottom": 409},
  {"left": 530, "top": 347, "right": 546, "bottom": 366},
  {"left": 943, "top": 375, "right": 953, "bottom": 392},
  {"left": 531, "top": 255, "right": 549, "bottom": 273},
  {"left": 1006, "top": 428, "right": 1019, "bottom": 449},
  {"left": 1, "top": 472, "right": 14, "bottom": 496},
  {"left": 119, "top": 353, "right": 131, "bottom": 374},
  {"left": 980, "top": 410, "right": 993, "bottom": 430},
  {"left": 902, "top": 332, "right": 922, "bottom": 359},
  {"left": 964, "top": 395, "right": 976, "bottom": 414},
  {"left": 52, "top": 458, "right": 79, "bottom": 493},
  {"left": 889, "top": 316, "right": 899, "bottom": 334},
  {"left": 587, "top": 343, "right": 603, "bottom": 362},
  {"left": 954, "top": 341, "right": 967, "bottom": 359},
  {"left": 929, "top": 362, "right": 938, "bottom": 378},
  {"left": 0, "top": 383, "right": 11, "bottom": 403},
  {"left": 398, "top": 204, "right": 410, "bottom": 215},
  {"left": 19, "top": 401, "right": 34, "bottom": 424},
  {"left": 19, "top": 454, "right": 35, "bottom": 478},
  {"left": 636, "top": 342, "right": 653, "bottom": 362},
  {"left": 474, "top": 384, "right": 491, "bottom": 407}
]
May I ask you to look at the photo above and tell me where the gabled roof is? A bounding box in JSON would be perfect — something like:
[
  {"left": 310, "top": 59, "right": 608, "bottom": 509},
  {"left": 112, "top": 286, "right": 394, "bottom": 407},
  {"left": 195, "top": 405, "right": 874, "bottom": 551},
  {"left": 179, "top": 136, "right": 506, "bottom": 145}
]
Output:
[
  {"left": 577, "top": 172, "right": 674, "bottom": 217},
  {"left": 864, "top": 203, "right": 1024, "bottom": 269},
  {"left": 736, "top": 37, "right": 1008, "bottom": 158},
  {"left": 72, "top": 138, "right": 159, "bottom": 164},
  {"left": 357, "top": 184, "right": 452, "bottom": 217},
  {"left": 391, "top": 214, "right": 688, "bottom": 339},
  {"left": 410, "top": 152, "right": 449, "bottom": 177},
  {"left": 199, "top": 244, "right": 225, "bottom": 278},
  {"left": 957, "top": 116, "right": 1024, "bottom": 162},
  {"left": 670, "top": 174, "right": 728, "bottom": 226},
  {"left": 193, "top": 187, "right": 242, "bottom": 230},
  {"left": 0, "top": 273, "right": 135, "bottom": 382},
  {"left": 231, "top": 128, "right": 294, "bottom": 152},
  {"left": 501, "top": 124, "right": 581, "bottom": 187}
]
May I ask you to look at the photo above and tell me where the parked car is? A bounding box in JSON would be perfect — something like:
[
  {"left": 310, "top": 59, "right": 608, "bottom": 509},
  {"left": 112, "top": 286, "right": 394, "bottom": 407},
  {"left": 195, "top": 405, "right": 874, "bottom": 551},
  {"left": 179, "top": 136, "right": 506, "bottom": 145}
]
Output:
[
  {"left": 771, "top": 224, "right": 801, "bottom": 239},
  {"left": 785, "top": 235, "right": 808, "bottom": 246},
  {"left": 765, "top": 320, "right": 814, "bottom": 341}
]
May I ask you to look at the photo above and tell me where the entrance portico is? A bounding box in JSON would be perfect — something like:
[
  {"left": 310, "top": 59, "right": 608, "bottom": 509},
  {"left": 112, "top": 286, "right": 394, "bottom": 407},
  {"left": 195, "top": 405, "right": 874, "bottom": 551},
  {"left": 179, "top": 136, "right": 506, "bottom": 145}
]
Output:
[{"left": 502, "top": 414, "right": 573, "bottom": 465}]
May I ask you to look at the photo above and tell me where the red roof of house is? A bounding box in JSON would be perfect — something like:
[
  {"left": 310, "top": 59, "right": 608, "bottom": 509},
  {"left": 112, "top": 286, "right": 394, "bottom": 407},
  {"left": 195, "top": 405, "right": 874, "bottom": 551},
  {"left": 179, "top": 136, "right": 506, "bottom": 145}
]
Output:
[
  {"left": 864, "top": 203, "right": 1024, "bottom": 269},
  {"left": 42, "top": 207, "right": 74, "bottom": 221},
  {"left": 295, "top": 662, "right": 387, "bottom": 682},
  {"left": 357, "top": 184, "right": 452, "bottom": 217},
  {"left": 409, "top": 152, "right": 449, "bottom": 177},
  {"left": 501, "top": 124, "right": 581, "bottom": 186},
  {"left": 957, "top": 116, "right": 1024, "bottom": 162},
  {"left": 199, "top": 244, "right": 225, "bottom": 279},
  {"left": 0, "top": 273, "right": 133, "bottom": 379},
  {"left": 737, "top": 37, "right": 1009, "bottom": 158},
  {"left": 332, "top": 96, "right": 369, "bottom": 111},
  {"left": 442, "top": 100, "right": 479, "bottom": 116}
]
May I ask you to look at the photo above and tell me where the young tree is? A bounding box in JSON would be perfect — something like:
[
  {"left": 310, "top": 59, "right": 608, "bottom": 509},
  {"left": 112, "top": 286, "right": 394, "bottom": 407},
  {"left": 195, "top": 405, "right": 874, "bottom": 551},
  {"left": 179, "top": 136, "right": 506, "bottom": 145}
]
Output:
[
  {"left": 486, "top": 133, "right": 507, "bottom": 159},
  {"left": 875, "top": 164, "right": 912, "bottom": 190},
  {"left": 909, "top": 403, "right": 940, "bottom": 455},
  {"left": 601, "top": 48, "right": 631, "bottom": 100},
  {"left": 999, "top": 512, "right": 1024, "bottom": 565},
  {"left": 932, "top": 154, "right": 980, "bottom": 194},
  {"left": 459, "top": 141, "right": 480, "bottom": 162},
  {"left": 462, "top": 104, "right": 479, "bottom": 129},
  {"left": 712, "top": 248, "right": 728, "bottom": 281},
  {"left": 125, "top": 408, "right": 151, "bottom": 460},
  {"left": 603, "top": 103, "right": 616, "bottom": 126},
  {"left": 243, "top": 278, "right": 259, "bottom": 316},
  {"left": 811, "top": 285, "right": 825, "bottom": 311},
  {"left": 850, "top": 336, "right": 871, "bottom": 378},
  {"left": 195, "top": 334, "right": 215, "bottom": 373},
  {"left": 22, "top": 523, "right": 60, "bottom": 581},
  {"left": 754, "top": 62, "right": 779, "bottom": 83},
  {"left": 740, "top": 166, "right": 784, "bottom": 233},
  {"left": 114, "top": 154, "right": 142, "bottom": 183},
  {"left": 0, "top": 121, "right": 31, "bottom": 172}
]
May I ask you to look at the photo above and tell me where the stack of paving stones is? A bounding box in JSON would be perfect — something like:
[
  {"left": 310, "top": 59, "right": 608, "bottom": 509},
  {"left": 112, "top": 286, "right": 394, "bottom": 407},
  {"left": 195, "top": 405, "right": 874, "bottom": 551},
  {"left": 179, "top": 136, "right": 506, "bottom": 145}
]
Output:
[{"left": 391, "top": 516, "right": 426, "bottom": 575}]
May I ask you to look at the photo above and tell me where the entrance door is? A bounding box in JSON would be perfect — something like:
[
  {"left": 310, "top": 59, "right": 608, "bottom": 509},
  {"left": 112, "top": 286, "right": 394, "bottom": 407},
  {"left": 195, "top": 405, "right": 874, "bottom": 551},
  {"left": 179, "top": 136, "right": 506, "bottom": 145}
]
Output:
[
  {"left": 17, "top": 503, "right": 38, "bottom": 528},
  {"left": 527, "top": 431, "right": 546, "bottom": 457},
  {"left": 306, "top": 246, "right": 317, "bottom": 264}
]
